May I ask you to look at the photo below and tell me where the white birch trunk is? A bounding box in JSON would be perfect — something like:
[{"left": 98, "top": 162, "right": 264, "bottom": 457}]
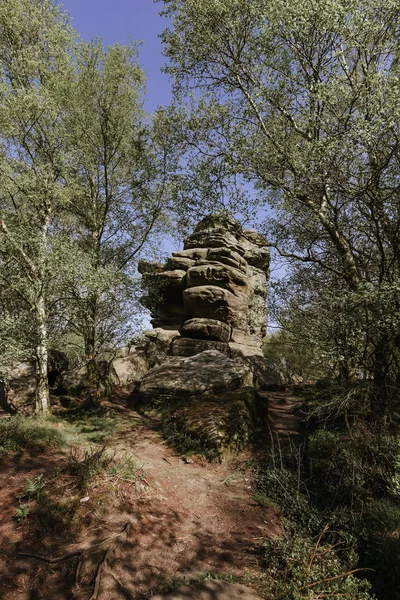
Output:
[{"left": 35, "top": 292, "right": 50, "bottom": 416}]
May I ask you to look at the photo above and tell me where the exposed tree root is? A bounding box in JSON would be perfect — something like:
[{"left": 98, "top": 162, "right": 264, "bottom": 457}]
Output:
[
  {"left": 18, "top": 522, "right": 131, "bottom": 599},
  {"left": 18, "top": 522, "right": 130, "bottom": 563}
]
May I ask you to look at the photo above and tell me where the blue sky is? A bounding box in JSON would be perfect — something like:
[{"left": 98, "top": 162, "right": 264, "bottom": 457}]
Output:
[{"left": 60, "top": 0, "right": 171, "bottom": 112}]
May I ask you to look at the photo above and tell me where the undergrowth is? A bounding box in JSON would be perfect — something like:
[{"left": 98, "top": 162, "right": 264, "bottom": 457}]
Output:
[
  {"left": 0, "top": 416, "right": 67, "bottom": 457},
  {"left": 255, "top": 385, "right": 400, "bottom": 600}
]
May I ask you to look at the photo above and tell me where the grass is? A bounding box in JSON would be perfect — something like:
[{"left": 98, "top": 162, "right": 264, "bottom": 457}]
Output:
[
  {"left": 67, "top": 444, "right": 115, "bottom": 488},
  {"left": 0, "top": 416, "right": 68, "bottom": 456},
  {"left": 0, "top": 407, "right": 132, "bottom": 459},
  {"left": 67, "top": 443, "right": 139, "bottom": 488}
]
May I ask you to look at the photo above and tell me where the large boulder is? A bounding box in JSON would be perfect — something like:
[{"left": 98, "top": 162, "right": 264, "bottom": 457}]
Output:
[
  {"left": 59, "top": 367, "right": 90, "bottom": 396},
  {"left": 183, "top": 285, "right": 246, "bottom": 329},
  {"left": 112, "top": 328, "right": 180, "bottom": 387},
  {"left": 1, "top": 350, "right": 69, "bottom": 412},
  {"left": 163, "top": 387, "right": 267, "bottom": 458},
  {"left": 112, "top": 351, "right": 149, "bottom": 387},
  {"left": 186, "top": 262, "right": 249, "bottom": 297},
  {"left": 171, "top": 338, "right": 230, "bottom": 357},
  {"left": 137, "top": 350, "right": 252, "bottom": 405},
  {"left": 149, "top": 580, "right": 262, "bottom": 600},
  {"left": 207, "top": 247, "right": 248, "bottom": 272},
  {"left": 181, "top": 318, "right": 231, "bottom": 342},
  {"left": 0, "top": 362, "right": 35, "bottom": 412}
]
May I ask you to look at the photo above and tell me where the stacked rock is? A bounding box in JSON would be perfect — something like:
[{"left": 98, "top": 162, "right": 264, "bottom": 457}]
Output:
[{"left": 139, "top": 213, "right": 270, "bottom": 359}]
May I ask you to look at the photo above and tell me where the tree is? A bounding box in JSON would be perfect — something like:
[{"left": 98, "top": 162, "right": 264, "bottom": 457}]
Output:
[
  {"left": 161, "top": 0, "right": 400, "bottom": 417},
  {"left": 61, "top": 40, "right": 178, "bottom": 394},
  {"left": 0, "top": 0, "right": 75, "bottom": 415}
]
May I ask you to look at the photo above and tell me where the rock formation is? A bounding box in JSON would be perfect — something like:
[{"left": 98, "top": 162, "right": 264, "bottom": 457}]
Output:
[
  {"left": 124, "top": 214, "right": 280, "bottom": 459},
  {"left": 139, "top": 213, "right": 270, "bottom": 361}
]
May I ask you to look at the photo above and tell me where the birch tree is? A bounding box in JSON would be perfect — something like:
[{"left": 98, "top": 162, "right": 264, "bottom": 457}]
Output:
[
  {"left": 0, "top": 0, "right": 75, "bottom": 415},
  {"left": 62, "top": 40, "right": 179, "bottom": 393}
]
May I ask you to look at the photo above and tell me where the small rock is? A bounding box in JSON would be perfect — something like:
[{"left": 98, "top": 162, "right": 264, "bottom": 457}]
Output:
[{"left": 149, "top": 579, "right": 262, "bottom": 600}]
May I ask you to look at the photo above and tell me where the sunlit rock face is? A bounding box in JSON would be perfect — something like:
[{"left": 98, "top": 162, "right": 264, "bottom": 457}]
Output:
[{"left": 139, "top": 213, "right": 270, "bottom": 359}]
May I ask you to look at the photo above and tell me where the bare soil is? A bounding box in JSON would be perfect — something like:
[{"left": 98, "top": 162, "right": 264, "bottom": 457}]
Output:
[{"left": 0, "top": 397, "right": 282, "bottom": 600}]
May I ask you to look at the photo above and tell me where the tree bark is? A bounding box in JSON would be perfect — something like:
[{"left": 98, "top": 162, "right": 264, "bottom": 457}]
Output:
[
  {"left": 371, "top": 334, "right": 394, "bottom": 423},
  {"left": 35, "top": 293, "right": 50, "bottom": 416},
  {"left": 84, "top": 296, "right": 100, "bottom": 402}
]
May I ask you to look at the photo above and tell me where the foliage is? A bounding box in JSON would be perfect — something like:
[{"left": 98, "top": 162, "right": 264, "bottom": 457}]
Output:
[
  {"left": 256, "top": 459, "right": 375, "bottom": 599},
  {"left": 306, "top": 428, "right": 400, "bottom": 509},
  {"left": 21, "top": 474, "right": 46, "bottom": 502},
  {"left": 0, "top": 1, "right": 180, "bottom": 412},
  {"left": 57, "top": 39, "right": 177, "bottom": 389},
  {"left": 0, "top": 0, "right": 77, "bottom": 414},
  {"left": 162, "top": 0, "right": 400, "bottom": 418},
  {"left": 14, "top": 504, "right": 30, "bottom": 523},
  {"left": 256, "top": 411, "right": 400, "bottom": 599},
  {"left": 263, "top": 328, "right": 323, "bottom": 383},
  {"left": 261, "top": 531, "right": 374, "bottom": 600}
]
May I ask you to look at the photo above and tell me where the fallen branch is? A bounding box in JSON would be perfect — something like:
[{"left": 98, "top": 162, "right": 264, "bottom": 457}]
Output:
[{"left": 304, "top": 567, "right": 375, "bottom": 590}]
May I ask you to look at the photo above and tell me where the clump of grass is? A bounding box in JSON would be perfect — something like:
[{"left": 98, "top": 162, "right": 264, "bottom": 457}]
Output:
[
  {"left": 107, "top": 454, "right": 137, "bottom": 482},
  {"left": 0, "top": 416, "right": 67, "bottom": 456},
  {"left": 67, "top": 444, "right": 115, "bottom": 488}
]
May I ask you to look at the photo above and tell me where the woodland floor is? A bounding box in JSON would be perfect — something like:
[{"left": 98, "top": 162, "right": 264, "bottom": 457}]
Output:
[{"left": 0, "top": 393, "right": 285, "bottom": 600}]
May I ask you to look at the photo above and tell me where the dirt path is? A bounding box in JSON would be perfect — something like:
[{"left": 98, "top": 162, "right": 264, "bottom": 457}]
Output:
[
  {"left": 102, "top": 407, "right": 280, "bottom": 598},
  {"left": 0, "top": 402, "right": 282, "bottom": 600}
]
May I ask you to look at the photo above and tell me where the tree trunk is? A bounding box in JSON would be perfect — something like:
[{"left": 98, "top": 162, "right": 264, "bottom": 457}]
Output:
[
  {"left": 84, "top": 296, "right": 100, "bottom": 402},
  {"left": 371, "top": 334, "right": 394, "bottom": 424},
  {"left": 35, "top": 293, "right": 50, "bottom": 416}
]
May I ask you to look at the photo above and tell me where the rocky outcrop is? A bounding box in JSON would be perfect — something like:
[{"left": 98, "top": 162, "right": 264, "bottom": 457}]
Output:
[
  {"left": 0, "top": 350, "right": 69, "bottom": 413},
  {"left": 137, "top": 350, "right": 252, "bottom": 406},
  {"left": 181, "top": 318, "right": 231, "bottom": 342},
  {"left": 127, "top": 214, "right": 280, "bottom": 458},
  {"left": 113, "top": 328, "right": 180, "bottom": 387},
  {"left": 139, "top": 213, "right": 270, "bottom": 359},
  {"left": 162, "top": 387, "right": 267, "bottom": 458}
]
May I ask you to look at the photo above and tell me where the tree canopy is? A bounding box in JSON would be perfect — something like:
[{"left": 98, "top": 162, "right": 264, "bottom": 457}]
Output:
[{"left": 162, "top": 0, "right": 400, "bottom": 417}]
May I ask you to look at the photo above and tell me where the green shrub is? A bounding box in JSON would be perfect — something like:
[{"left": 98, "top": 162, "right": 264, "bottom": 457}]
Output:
[
  {"left": 364, "top": 499, "right": 400, "bottom": 535},
  {"left": 262, "top": 531, "right": 374, "bottom": 600},
  {"left": 357, "top": 499, "right": 400, "bottom": 600},
  {"left": 257, "top": 465, "right": 322, "bottom": 535},
  {"left": 307, "top": 428, "right": 400, "bottom": 509},
  {"left": 14, "top": 503, "right": 30, "bottom": 523},
  {"left": 21, "top": 474, "right": 46, "bottom": 501},
  {"left": 256, "top": 421, "right": 400, "bottom": 599}
]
